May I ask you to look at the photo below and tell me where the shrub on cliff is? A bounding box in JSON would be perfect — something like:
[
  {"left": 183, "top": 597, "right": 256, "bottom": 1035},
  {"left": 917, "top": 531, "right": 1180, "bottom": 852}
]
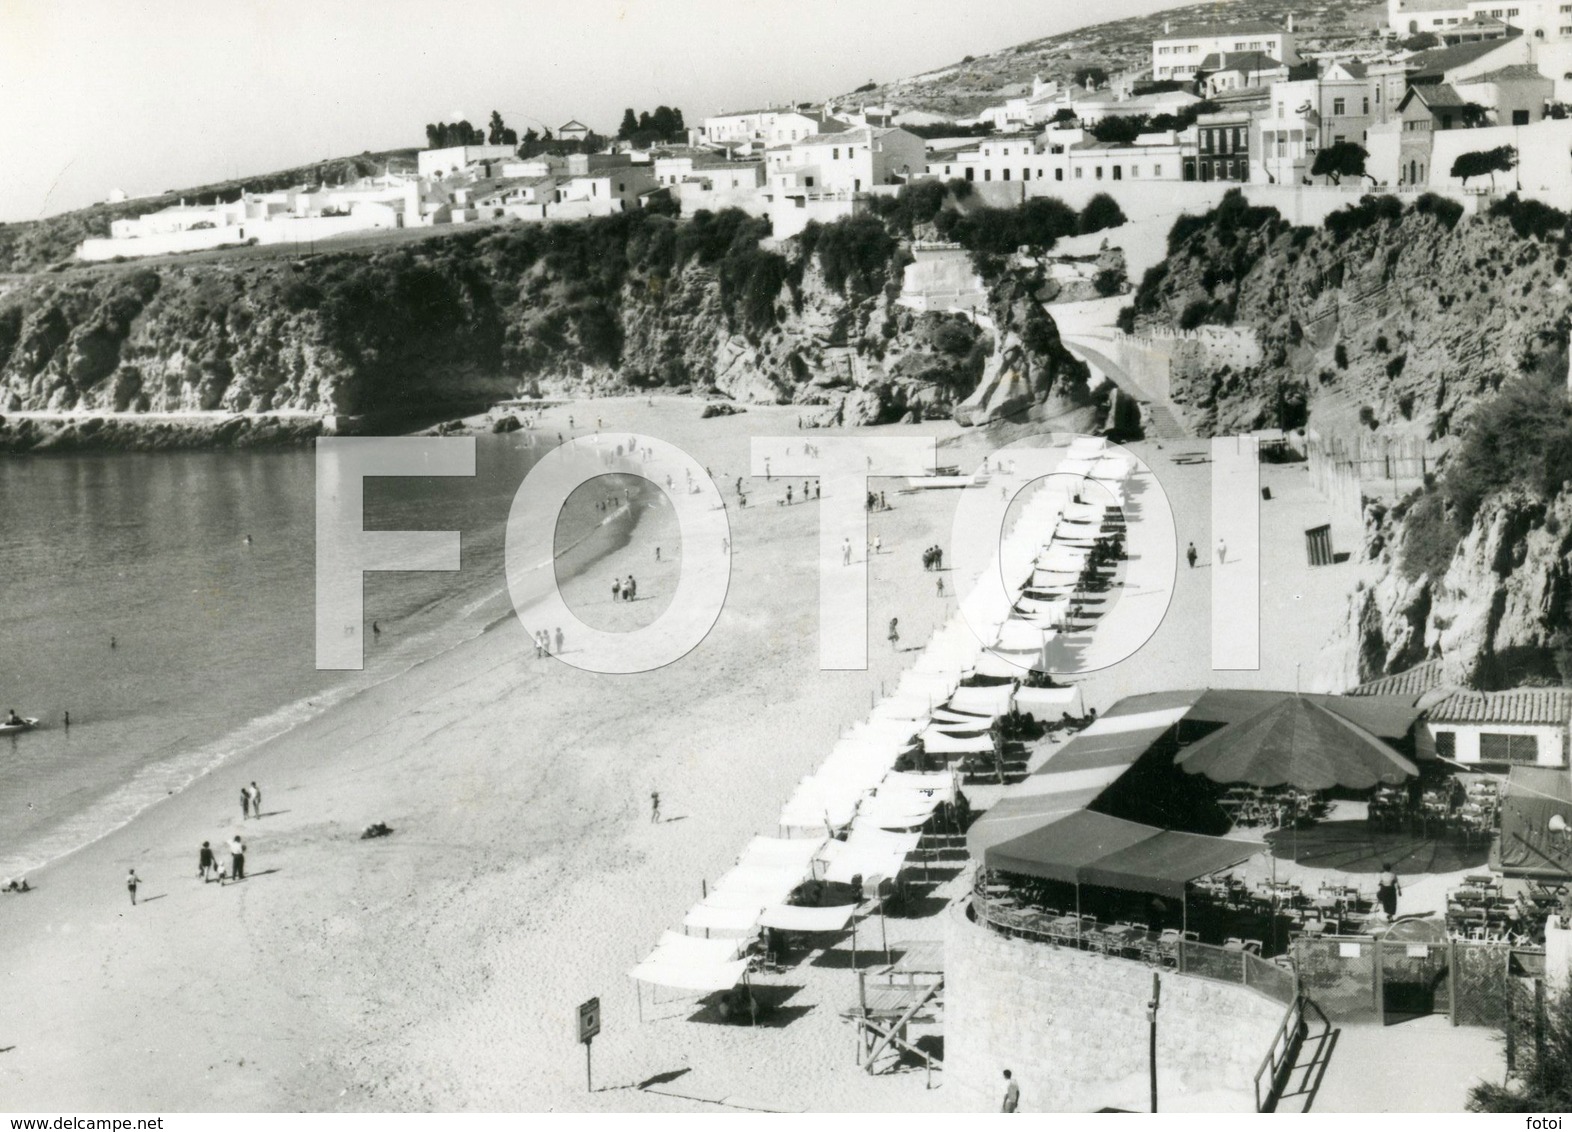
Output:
[
  {"left": 1413, "top": 192, "right": 1464, "bottom": 231},
  {"left": 1489, "top": 193, "right": 1571, "bottom": 243},
  {"left": 811, "top": 213, "right": 897, "bottom": 297},
  {"left": 1078, "top": 193, "right": 1127, "bottom": 235},
  {"left": 1444, "top": 371, "right": 1572, "bottom": 524},
  {"left": 1323, "top": 195, "right": 1404, "bottom": 244}
]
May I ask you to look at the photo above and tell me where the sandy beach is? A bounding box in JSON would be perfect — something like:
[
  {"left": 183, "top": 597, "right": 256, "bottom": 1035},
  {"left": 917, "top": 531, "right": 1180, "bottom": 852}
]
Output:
[{"left": 0, "top": 396, "right": 1370, "bottom": 1112}]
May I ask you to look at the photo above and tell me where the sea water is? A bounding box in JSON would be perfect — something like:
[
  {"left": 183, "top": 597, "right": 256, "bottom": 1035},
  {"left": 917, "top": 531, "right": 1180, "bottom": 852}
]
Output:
[{"left": 0, "top": 433, "right": 646, "bottom": 878}]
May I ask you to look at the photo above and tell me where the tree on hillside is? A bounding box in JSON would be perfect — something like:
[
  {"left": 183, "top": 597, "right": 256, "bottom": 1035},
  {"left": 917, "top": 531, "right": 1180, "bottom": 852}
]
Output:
[
  {"left": 1050, "top": 107, "right": 1078, "bottom": 125},
  {"left": 1311, "top": 141, "right": 1369, "bottom": 184},
  {"left": 1451, "top": 145, "right": 1516, "bottom": 189},
  {"left": 855, "top": 80, "right": 878, "bottom": 93},
  {"left": 618, "top": 109, "right": 639, "bottom": 139},
  {"left": 1402, "top": 30, "right": 1440, "bottom": 50},
  {"left": 1073, "top": 65, "right": 1109, "bottom": 90},
  {"left": 488, "top": 111, "right": 507, "bottom": 145},
  {"left": 1089, "top": 114, "right": 1147, "bottom": 145}
]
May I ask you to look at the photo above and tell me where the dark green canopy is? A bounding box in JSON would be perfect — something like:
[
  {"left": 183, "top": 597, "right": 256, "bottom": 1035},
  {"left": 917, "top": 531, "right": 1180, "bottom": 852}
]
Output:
[{"left": 1176, "top": 694, "right": 1418, "bottom": 791}]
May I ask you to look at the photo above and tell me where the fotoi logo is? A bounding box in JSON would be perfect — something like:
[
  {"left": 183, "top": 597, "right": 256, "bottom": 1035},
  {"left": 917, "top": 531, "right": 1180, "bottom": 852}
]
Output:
[{"left": 315, "top": 432, "right": 1260, "bottom": 675}]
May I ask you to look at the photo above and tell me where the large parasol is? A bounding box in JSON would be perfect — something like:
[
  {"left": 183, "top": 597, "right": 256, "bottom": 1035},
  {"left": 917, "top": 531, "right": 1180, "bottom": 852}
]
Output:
[{"left": 1175, "top": 694, "right": 1418, "bottom": 791}]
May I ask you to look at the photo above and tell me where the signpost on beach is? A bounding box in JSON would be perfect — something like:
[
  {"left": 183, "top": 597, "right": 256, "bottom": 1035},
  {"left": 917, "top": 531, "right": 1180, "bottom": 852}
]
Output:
[{"left": 578, "top": 996, "right": 601, "bottom": 1092}]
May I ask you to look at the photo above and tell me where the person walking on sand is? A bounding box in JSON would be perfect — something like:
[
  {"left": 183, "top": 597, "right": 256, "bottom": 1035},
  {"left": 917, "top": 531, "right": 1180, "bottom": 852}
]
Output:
[
  {"left": 198, "top": 841, "right": 215, "bottom": 882},
  {"left": 612, "top": 577, "right": 622, "bottom": 602},
  {"left": 554, "top": 627, "right": 564, "bottom": 654},
  {"left": 650, "top": 791, "right": 661, "bottom": 824},
  {"left": 1216, "top": 537, "right": 1227, "bottom": 566},
  {"left": 1377, "top": 863, "right": 1401, "bottom": 922},
  {"left": 655, "top": 545, "right": 661, "bottom": 561},
  {"left": 626, "top": 575, "right": 637, "bottom": 601},
  {"left": 1001, "top": 1069, "right": 1019, "bottom": 1112},
  {"left": 250, "top": 782, "right": 262, "bottom": 819},
  {"left": 240, "top": 784, "right": 252, "bottom": 821},
  {"left": 229, "top": 835, "right": 246, "bottom": 882},
  {"left": 937, "top": 576, "right": 945, "bottom": 597},
  {"left": 888, "top": 618, "right": 900, "bottom": 650},
  {"left": 127, "top": 869, "right": 141, "bottom": 906},
  {"left": 1186, "top": 541, "right": 1198, "bottom": 569},
  {"left": 842, "top": 538, "right": 852, "bottom": 567},
  {"left": 873, "top": 534, "right": 881, "bottom": 556}
]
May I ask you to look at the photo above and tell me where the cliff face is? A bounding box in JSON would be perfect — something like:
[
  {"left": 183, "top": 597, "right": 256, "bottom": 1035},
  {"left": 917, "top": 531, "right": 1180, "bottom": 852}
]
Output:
[
  {"left": 1330, "top": 487, "right": 1572, "bottom": 690},
  {"left": 1130, "top": 192, "right": 1572, "bottom": 692},
  {"left": 0, "top": 210, "right": 1087, "bottom": 441},
  {"left": 1133, "top": 193, "right": 1572, "bottom": 439}
]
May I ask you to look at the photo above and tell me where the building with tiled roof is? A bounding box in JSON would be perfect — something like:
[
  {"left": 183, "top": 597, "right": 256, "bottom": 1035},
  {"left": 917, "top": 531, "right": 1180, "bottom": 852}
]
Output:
[
  {"left": 1349, "top": 659, "right": 1449, "bottom": 699},
  {"left": 1418, "top": 687, "right": 1572, "bottom": 768}
]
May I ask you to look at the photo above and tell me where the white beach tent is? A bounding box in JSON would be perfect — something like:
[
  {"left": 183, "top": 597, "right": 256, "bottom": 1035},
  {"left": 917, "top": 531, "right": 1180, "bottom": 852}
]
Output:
[
  {"left": 994, "top": 618, "right": 1052, "bottom": 653},
  {"left": 919, "top": 729, "right": 995, "bottom": 755},
  {"left": 949, "top": 683, "right": 1015, "bottom": 718},
  {"left": 819, "top": 828, "right": 923, "bottom": 885},
  {"left": 972, "top": 647, "right": 1044, "bottom": 679},
  {"left": 757, "top": 903, "right": 858, "bottom": 932},
  {"left": 630, "top": 930, "right": 750, "bottom": 992},
  {"left": 779, "top": 775, "right": 862, "bottom": 831},
  {"left": 1014, "top": 684, "right": 1087, "bottom": 722}
]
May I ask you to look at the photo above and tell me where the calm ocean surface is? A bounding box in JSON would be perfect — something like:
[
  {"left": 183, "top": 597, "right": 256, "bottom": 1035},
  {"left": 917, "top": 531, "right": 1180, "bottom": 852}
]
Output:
[{"left": 0, "top": 434, "right": 643, "bottom": 878}]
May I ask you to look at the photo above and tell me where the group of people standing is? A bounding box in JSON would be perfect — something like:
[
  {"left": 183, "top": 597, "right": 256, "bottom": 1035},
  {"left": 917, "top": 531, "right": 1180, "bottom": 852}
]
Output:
[
  {"left": 922, "top": 545, "right": 945, "bottom": 571},
  {"left": 194, "top": 834, "right": 247, "bottom": 886},
  {"left": 533, "top": 628, "right": 564, "bottom": 657},
  {"left": 612, "top": 575, "right": 638, "bottom": 602}
]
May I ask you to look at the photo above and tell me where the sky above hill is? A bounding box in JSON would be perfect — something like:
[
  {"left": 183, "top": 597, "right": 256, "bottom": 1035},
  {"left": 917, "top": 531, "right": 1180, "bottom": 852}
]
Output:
[{"left": 1, "top": 0, "right": 1201, "bottom": 221}]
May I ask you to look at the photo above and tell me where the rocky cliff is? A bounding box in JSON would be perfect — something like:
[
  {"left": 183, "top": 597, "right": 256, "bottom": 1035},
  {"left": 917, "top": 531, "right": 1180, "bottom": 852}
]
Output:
[
  {"left": 1136, "top": 190, "right": 1572, "bottom": 691},
  {"left": 1131, "top": 191, "right": 1572, "bottom": 440},
  {"left": 0, "top": 207, "right": 1092, "bottom": 449}
]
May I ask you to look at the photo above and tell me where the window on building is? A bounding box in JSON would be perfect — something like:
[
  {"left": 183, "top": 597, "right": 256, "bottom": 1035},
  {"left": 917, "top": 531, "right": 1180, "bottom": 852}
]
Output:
[
  {"left": 832, "top": 148, "right": 840, "bottom": 159},
  {"left": 1364, "top": 96, "right": 1371, "bottom": 114},
  {"left": 1075, "top": 167, "right": 1084, "bottom": 178},
  {"left": 984, "top": 169, "right": 992, "bottom": 181},
  {"left": 1095, "top": 165, "right": 1104, "bottom": 178},
  {"left": 1441, "top": 113, "right": 1453, "bottom": 129},
  {"left": 1002, "top": 169, "right": 1010, "bottom": 180},
  {"left": 1022, "top": 167, "right": 1029, "bottom": 180},
  {"left": 1480, "top": 732, "right": 1541, "bottom": 764},
  {"left": 1514, "top": 109, "right": 1531, "bottom": 124},
  {"left": 965, "top": 168, "right": 974, "bottom": 181},
  {"left": 1334, "top": 134, "right": 1346, "bottom": 144},
  {"left": 1113, "top": 165, "right": 1123, "bottom": 179},
  {"left": 1333, "top": 97, "right": 1346, "bottom": 115},
  {"left": 805, "top": 176, "right": 814, "bottom": 187},
  {"left": 1154, "top": 163, "right": 1163, "bottom": 176},
  {"left": 1056, "top": 168, "right": 1064, "bottom": 180},
  {"left": 1435, "top": 731, "right": 1456, "bottom": 758}
]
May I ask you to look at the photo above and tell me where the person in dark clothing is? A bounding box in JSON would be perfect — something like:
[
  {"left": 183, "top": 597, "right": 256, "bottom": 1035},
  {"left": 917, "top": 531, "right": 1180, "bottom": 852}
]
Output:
[
  {"left": 1377, "top": 863, "right": 1401, "bottom": 921},
  {"left": 198, "top": 841, "right": 215, "bottom": 881}
]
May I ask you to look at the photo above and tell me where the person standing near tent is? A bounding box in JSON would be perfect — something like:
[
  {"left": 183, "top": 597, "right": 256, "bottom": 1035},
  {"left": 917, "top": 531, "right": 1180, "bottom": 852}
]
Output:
[
  {"left": 1377, "top": 863, "right": 1401, "bottom": 921},
  {"left": 1001, "top": 1069, "right": 1020, "bottom": 1112}
]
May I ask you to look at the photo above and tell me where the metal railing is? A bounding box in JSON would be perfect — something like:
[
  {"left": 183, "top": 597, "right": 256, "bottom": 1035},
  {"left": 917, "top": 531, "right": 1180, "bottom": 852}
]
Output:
[{"left": 975, "top": 896, "right": 1298, "bottom": 1006}]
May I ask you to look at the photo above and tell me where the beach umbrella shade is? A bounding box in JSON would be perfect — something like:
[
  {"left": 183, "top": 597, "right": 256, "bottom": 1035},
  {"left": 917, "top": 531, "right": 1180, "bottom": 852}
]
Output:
[{"left": 1175, "top": 694, "right": 1418, "bottom": 792}]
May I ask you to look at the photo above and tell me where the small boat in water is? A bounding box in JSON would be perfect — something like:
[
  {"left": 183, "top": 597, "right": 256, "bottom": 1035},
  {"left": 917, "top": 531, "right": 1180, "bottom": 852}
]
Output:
[{"left": 0, "top": 717, "right": 39, "bottom": 735}]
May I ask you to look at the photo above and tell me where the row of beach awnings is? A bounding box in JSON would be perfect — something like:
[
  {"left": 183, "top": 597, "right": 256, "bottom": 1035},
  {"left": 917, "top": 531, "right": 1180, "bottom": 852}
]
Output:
[{"left": 629, "top": 438, "right": 1138, "bottom": 992}]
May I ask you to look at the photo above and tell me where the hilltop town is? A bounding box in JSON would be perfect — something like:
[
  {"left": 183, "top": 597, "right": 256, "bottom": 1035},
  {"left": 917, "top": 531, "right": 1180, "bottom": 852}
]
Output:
[{"left": 52, "top": 0, "right": 1572, "bottom": 270}]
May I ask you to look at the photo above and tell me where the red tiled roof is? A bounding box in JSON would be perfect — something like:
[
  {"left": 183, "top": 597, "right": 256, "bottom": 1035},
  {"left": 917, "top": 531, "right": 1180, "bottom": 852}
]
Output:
[{"left": 1427, "top": 688, "right": 1572, "bottom": 726}]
